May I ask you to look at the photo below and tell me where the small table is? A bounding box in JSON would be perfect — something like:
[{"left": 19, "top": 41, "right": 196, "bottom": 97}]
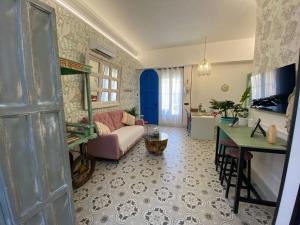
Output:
[
  {"left": 144, "top": 132, "right": 168, "bottom": 154},
  {"left": 67, "top": 132, "right": 97, "bottom": 189},
  {"left": 216, "top": 124, "right": 287, "bottom": 213}
]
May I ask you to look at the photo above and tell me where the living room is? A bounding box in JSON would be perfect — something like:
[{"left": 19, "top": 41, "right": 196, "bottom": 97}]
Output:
[{"left": 0, "top": 0, "right": 300, "bottom": 225}]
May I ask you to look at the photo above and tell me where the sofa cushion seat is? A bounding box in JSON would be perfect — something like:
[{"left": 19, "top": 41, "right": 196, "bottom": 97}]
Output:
[
  {"left": 112, "top": 125, "right": 144, "bottom": 154},
  {"left": 94, "top": 112, "right": 115, "bottom": 131}
]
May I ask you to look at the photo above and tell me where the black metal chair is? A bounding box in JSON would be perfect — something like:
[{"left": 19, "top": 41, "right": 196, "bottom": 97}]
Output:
[
  {"left": 221, "top": 148, "right": 253, "bottom": 199},
  {"left": 216, "top": 139, "right": 238, "bottom": 177}
]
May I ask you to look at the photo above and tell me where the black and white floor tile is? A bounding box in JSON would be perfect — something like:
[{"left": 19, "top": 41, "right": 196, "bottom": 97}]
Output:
[{"left": 74, "top": 127, "right": 274, "bottom": 225}]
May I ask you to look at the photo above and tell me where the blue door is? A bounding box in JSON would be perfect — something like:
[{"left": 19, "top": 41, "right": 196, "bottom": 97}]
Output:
[{"left": 140, "top": 69, "right": 159, "bottom": 124}]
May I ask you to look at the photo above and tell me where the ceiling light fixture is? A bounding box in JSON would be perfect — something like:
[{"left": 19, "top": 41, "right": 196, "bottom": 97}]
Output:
[
  {"left": 55, "top": 0, "right": 138, "bottom": 59},
  {"left": 197, "top": 36, "right": 211, "bottom": 76}
]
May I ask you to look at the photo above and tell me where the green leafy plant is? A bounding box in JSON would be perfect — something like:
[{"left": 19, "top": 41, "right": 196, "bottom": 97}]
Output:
[
  {"left": 209, "top": 87, "right": 251, "bottom": 118},
  {"left": 209, "top": 99, "right": 235, "bottom": 118},
  {"left": 198, "top": 103, "right": 206, "bottom": 113},
  {"left": 235, "top": 87, "right": 251, "bottom": 118},
  {"left": 233, "top": 104, "right": 249, "bottom": 118},
  {"left": 125, "top": 107, "right": 138, "bottom": 117},
  {"left": 240, "top": 86, "right": 251, "bottom": 106}
]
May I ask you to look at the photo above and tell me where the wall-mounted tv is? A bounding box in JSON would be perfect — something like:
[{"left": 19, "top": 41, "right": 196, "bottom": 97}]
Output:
[{"left": 251, "top": 64, "right": 296, "bottom": 114}]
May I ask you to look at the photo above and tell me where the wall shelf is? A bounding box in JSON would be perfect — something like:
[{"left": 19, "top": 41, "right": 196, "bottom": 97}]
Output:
[{"left": 59, "top": 57, "right": 96, "bottom": 189}]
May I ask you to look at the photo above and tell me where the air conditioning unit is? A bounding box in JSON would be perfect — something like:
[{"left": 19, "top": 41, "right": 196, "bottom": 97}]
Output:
[{"left": 89, "top": 39, "right": 116, "bottom": 58}]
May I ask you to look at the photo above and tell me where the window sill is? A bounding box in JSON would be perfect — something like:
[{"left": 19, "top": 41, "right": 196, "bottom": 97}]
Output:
[{"left": 90, "top": 102, "right": 120, "bottom": 109}]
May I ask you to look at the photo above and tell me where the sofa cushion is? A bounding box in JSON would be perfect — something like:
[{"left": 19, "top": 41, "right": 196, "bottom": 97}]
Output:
[
  {"left": 94, "top": 112, "right": 115, "bottom": 131},
  {"left": 121, "top": 112, "right": 136, "bottom": 126},
  {"left": 95, "top": 122, "right": 111, "bottom": 136},
  {"left": 112, "top": 125, "right": 144, "bottom": 154},
  {"left": 109, "top": 110, "right": 124, "bottom": 130}
]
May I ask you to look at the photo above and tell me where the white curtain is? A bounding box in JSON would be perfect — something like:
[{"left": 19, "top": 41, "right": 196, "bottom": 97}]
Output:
[{"left": 158, "top": 68, "right": 183, "bottom": 127}]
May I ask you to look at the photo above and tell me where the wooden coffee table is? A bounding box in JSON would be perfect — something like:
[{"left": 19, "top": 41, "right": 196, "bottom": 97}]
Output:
[{"left": 144, "top": 132, "right": 168, "bottom": 155}]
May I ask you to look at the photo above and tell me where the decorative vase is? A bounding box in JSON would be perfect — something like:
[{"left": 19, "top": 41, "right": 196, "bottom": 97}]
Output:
[
  {"left": 238, "top": 117, "right": 248, "bottom": 126},
  {"left": 268, "top": 125, "right": 277, "bottom": 144}
]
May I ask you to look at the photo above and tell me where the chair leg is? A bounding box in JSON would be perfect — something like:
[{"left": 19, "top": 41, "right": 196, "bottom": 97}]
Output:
[
  {"left": 221, "top": 154, "right": 229, "bottom": 185},
  {"left": 216, "top": 144, "right": 223, "bottom": 171},
  {"left": 247, "top": 160, "right": 251, "bottom": 199},
  {"left": 215, "top": 143, "right": 219, "bottom": 168},
  {"left": 219, "top": 146, "right": 227, "bottom": 180},
  {"left": 225, "top": 158, "right": 235, "bottom": 198}
]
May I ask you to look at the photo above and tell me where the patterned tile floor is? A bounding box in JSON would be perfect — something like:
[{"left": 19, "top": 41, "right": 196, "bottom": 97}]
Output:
[{"left": 74, "top": 127, "right": 274, "bottom": 225}]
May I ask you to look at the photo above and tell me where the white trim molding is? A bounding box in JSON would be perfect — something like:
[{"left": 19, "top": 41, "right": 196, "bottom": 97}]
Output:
[{"left": 55, "top": 0, "right": 138, "bottom": 59}]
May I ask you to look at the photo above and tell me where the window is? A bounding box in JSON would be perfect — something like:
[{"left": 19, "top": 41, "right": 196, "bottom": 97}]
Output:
[
  {"left": 159, "top": 68, "right": 183, "bottom": 127},
  {"left": 86, "top": 52, "right": 121, "bottom": 108}
]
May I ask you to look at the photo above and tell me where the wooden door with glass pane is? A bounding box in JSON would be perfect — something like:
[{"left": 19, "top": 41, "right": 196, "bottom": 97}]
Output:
[
  {"left": 0, "top": 0, "right": 75, "bottom": 224},
  {"left": 86, "top": 52, "right": 121, "bottom": 109}
]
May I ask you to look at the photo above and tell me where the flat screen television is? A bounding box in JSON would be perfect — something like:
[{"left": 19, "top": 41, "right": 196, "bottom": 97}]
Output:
[{"left": 251, "top": 63, "right": 296, "bottom": 114}]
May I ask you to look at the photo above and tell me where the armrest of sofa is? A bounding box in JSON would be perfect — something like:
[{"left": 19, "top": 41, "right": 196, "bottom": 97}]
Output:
[
  {"left": 87, "top": 134, "right": 121, "bottom": 160},
  {"left": 135, "top": 119, "right": 144, "bottom": 126}
]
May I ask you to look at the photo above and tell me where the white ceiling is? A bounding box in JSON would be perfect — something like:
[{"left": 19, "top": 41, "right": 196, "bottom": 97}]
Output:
[{"left": 76, "top": 0, "right": 257, "bottom": 52}]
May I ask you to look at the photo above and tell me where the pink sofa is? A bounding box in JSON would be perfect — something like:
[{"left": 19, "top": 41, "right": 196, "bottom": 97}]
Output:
[{"left": 85, "top": 110, "right": 144, "bottom": 160}]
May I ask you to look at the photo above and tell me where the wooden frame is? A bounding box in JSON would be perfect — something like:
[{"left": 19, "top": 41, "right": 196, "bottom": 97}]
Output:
[
  {"left": 85, "top": 50, "right": 122, "bottom": 109},
  {"left": 59, "top": 57, "right": 96, "bottom": 147},
  {"left": 60, "top": 57, "right": 97, "bottom": 189}
]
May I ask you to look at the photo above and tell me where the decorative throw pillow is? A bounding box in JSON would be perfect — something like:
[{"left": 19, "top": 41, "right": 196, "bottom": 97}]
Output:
[
  {"left": 94, "top": 122, "right": 111, "bottom": 136},
  {"left": 121, "top": 112, "right": 136, "bottom": 126}
]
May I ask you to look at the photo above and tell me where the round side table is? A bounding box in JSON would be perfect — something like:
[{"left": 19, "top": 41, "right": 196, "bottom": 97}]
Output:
[{"left": 144, "top": 132, "right": 168, "bottom": 155}]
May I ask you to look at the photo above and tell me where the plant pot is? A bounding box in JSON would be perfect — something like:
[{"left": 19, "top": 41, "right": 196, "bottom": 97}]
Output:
[
  {"left": 238, "top": 117, "right": 248, "bottom": 126},
  {"left": 220, "top": 117, "right": 235, "bottom": 125},
  {"left": 219, "top": 117, "right": 235, "bottom": 139}
]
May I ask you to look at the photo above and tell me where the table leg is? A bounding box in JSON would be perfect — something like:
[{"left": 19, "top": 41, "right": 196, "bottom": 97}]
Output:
[
  {"left": 71, "top": 143, "right": 96, "bottom": 189},
  {"left": 234, "top": 146, "right": 246, "bottom": 214},
  {"left": 215, "top": 126, "right": 220, "bottom": 166}
]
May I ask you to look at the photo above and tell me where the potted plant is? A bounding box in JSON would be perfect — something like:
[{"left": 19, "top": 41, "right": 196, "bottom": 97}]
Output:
[
  {"left": 209, "top": 99, "right": 235, "bottom": 124},
  {"left": 237, "top": 87, "right": 251, "bottom": 126},
  {"left": 233, "top": 104, "right": 249, "bottom": 126},
  {"left": 198, "top": 103, "right": 206, "bottom": 113},
  {"left": 210, "top": 99, "right": 235, "bottom": 140},
  {"left": 125, "top": 107, "right": 138, "bottom": 117}
]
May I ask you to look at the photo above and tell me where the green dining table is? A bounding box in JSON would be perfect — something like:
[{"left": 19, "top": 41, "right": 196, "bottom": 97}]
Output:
[{"left": 216, "top": 124, "right": 287, "bottom": 213}]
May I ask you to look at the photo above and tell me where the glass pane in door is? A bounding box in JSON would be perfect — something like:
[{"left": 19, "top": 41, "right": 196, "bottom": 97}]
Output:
[
  {"left": 101, "top": 92, "right": 109, "bottom": 102},
  {"left": 102, "top": 79, "right": 109, "bottom": 89},
  {"left": 112, "top": 68, "right": 118, "bottom": 78},
  {"left": 111, "top": 80, "right": 118, "bottom": 90},
  {"left": 103, "top": 65, "right": 110, "bottom": 77},
  {"left": 111, "top": 92, "right": 117, "bottom": 101}
]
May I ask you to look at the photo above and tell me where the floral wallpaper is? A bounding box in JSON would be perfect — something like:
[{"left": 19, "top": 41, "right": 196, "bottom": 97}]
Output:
[
  {"left": 41, "top": 0, "right": 141, "bottom": 122},
  {"left": 251, "top": 0, "right": 300, "bottom": 198},
  {"left": 254, "top": 0, "right": 300, "bottom": 74}
]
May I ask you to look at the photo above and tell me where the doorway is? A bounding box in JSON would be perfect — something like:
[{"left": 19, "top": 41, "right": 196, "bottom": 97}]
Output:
[{"left": 140, "top": 69, "right": 159, "bottom": 124}]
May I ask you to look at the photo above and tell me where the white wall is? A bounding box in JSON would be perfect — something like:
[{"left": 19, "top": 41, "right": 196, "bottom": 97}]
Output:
[
  {"left": 191, "top": 62, "right": 253, "bottom": 110},
  {"left": 138, "top": 38, "right": 255, "bottom": 69}
]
